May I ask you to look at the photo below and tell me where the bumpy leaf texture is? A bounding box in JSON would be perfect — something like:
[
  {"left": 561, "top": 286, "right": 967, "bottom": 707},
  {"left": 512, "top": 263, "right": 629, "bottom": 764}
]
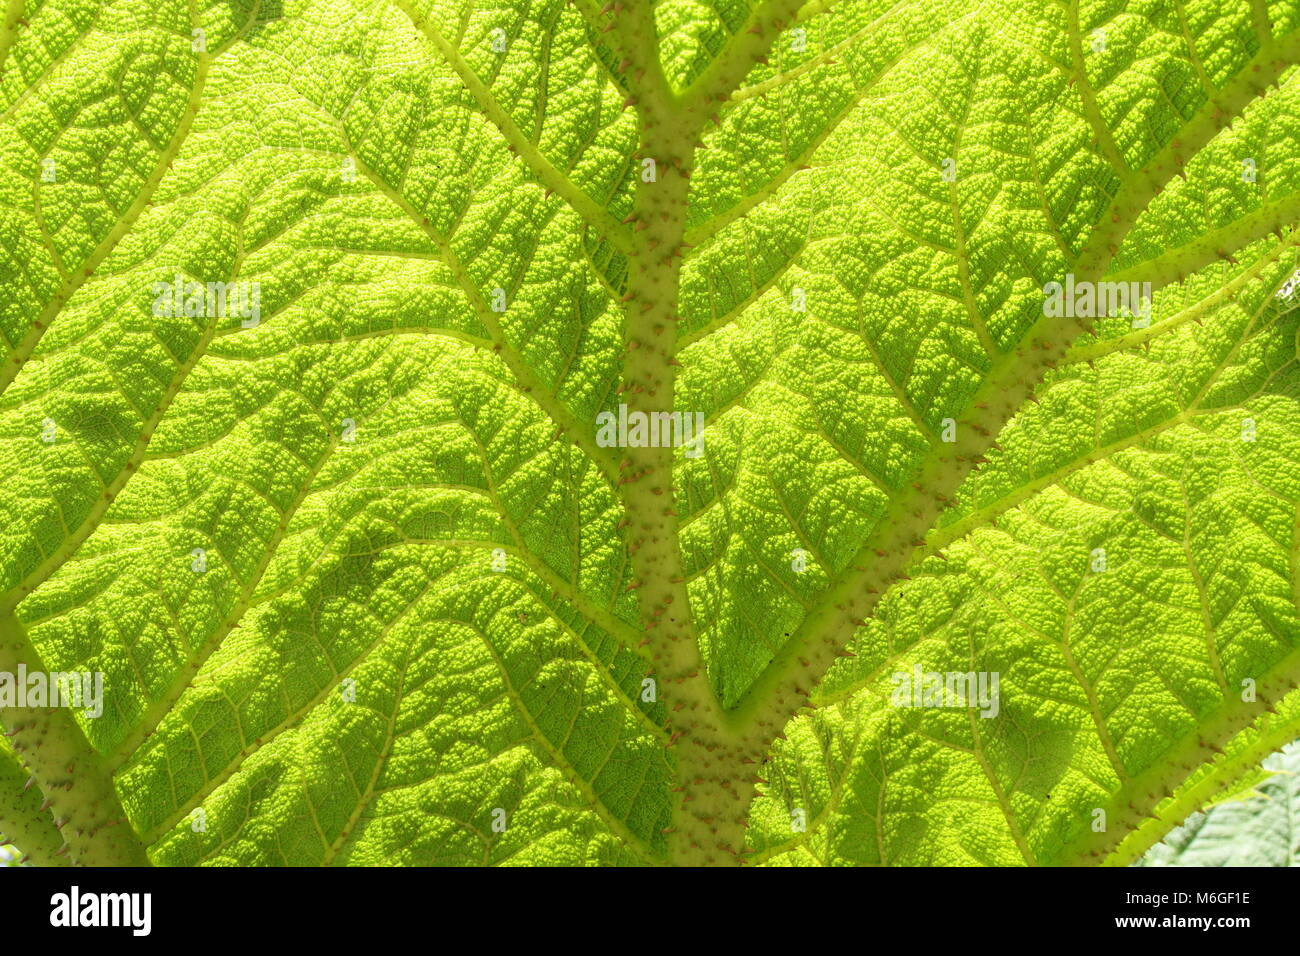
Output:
[{"left": 0, "top": 0, "right": 1299, "bottom": 866}]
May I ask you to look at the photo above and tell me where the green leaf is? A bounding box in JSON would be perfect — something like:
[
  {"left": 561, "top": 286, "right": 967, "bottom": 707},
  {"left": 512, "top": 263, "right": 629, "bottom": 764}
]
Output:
[
  {"left": 1138, "top": 739, "right": 1300, "bottom": 866},
  {"left": 0, "top": 734, "right": 69, "bottom": 865},
  {"left": 1, "top": 0, "right": 1300, "bottom": 867}
]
